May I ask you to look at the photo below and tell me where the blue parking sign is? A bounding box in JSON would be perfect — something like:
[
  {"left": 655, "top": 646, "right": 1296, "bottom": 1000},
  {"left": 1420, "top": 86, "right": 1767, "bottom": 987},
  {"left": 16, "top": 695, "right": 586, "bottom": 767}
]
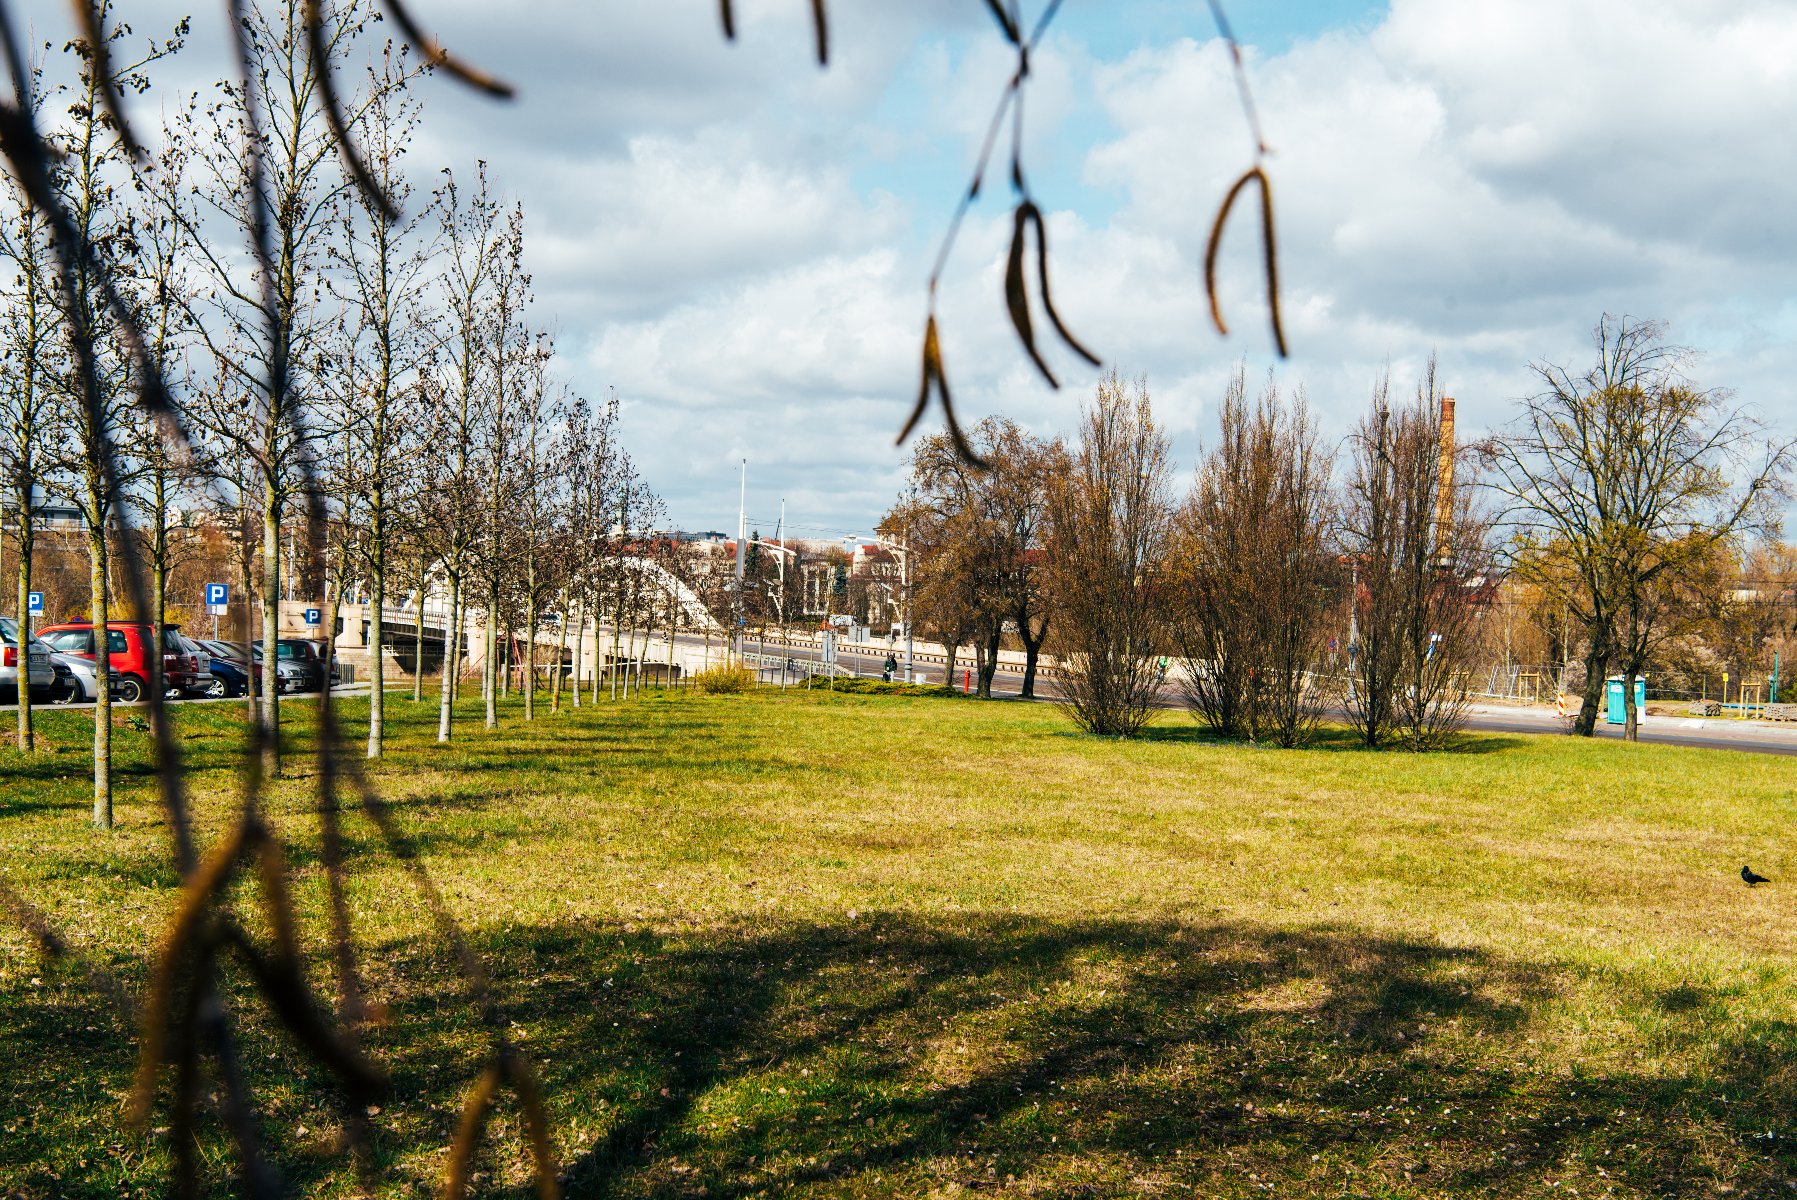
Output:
[
  {"left": 205, "top": 582, "right": 228, "bottom": 607},
  {"left": 304, "top": 607, "right": 322, "bottom": 627},
  {"left": 26, "top": 591, "right": 42, "bottom": 615}
]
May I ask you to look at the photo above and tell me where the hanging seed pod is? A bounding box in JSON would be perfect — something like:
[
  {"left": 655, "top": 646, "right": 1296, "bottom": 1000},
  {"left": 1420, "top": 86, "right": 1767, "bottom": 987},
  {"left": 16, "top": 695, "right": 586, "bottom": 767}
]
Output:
[{"left": 1204, "top": 165, "right": 1288, "bottom": 358}]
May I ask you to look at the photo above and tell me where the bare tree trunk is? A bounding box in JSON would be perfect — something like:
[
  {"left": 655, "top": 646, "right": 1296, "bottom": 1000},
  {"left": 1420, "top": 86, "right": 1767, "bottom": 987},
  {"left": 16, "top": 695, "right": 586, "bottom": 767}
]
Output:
[
  {"left": 524, "top": 590, "right": 537, "bottom": 721},
  {"left": 569, "top": 596, "right": 583, "bottom": 709},
  {"left": 87, "top": 513, "right": 110, "bottom": 829},
  {"left": 609, "top": 579, "right": 623, "bottom": 701},
  {"left": 14, "top": 501, "right": 32, "bottom": 751},
  {"left": 976, "top": 626, "right": 1001, "bottom": 698},
  {"left": 238, "top": 502, "right": 259, "bottom": 724},
  {"left": 1017, "top": 614, "right": 1046, "bottom": 701},
  {"left": 438, "top": 571, "right": 461, "bottom": 743},
  {"left": 1622, "top": 661, "right": 1640, "bottom": 742},
  {"left": 1573, "top": 634, "right": 1608, "bottom": 737},
  {"left": 411, "top": 562, "right": 425, "bottom": 703},
  {"left": 484, "top": 576, "right": 499, "bottom": 729},
  {"left": 367, "top": 493, "right": 385, "bottom": 758},
  {"left": 151, "top": 523, "right": 167, "bottom": 703},
  {"left": 451, "top": 594, "right": 465, "bottom": 706},
  {"left": 260, "top": 480, "right": 281, "bottom": 778},
  {"left": 551, "top": 594, "right": 568, "bottom": 713},
  {"left": 502, "top": 615, "right": 513, "bottom": 699}
]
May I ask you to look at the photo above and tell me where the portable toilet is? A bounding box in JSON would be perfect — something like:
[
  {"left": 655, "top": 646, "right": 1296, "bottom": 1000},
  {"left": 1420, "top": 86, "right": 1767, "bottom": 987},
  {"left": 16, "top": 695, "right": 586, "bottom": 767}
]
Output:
[{"left": 1605, "top": 676, "right": 1647, "bottom": 724}]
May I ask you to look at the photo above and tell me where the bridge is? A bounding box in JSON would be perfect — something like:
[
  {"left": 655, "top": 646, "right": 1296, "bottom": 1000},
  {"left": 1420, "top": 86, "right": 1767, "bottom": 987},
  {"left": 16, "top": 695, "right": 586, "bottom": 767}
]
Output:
[{"left": 282, "top": 557, "right": 723, "bottom": 677}]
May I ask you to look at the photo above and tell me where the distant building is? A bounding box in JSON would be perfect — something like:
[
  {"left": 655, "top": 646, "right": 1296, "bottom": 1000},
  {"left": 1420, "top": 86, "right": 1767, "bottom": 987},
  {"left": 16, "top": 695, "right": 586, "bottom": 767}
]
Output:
[{"left": 0, "top": 485, "right": 84, "bottom": 533}]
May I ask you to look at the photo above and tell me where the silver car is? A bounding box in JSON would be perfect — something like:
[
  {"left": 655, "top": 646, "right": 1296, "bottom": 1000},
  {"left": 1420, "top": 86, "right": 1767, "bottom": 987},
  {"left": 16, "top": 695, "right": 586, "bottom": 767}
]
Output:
[
  {"left": 51, "top": 651, "right": 111, "bottom": 703},
  {"left": 0, "top": 617, "right": 54, "bottom": 700}
]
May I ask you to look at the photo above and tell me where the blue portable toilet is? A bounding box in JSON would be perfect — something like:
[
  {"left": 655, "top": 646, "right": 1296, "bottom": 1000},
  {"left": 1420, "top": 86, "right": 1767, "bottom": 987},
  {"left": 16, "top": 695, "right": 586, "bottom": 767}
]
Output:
[{"left": 1605, "top": 676, "right": 1646, "bottom": 724}]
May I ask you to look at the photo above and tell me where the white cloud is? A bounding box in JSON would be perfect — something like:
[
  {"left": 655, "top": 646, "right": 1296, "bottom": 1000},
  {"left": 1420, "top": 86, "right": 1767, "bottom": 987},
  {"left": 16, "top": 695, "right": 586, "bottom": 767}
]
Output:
[{"left": 93, "top": 2, "right": 1797, "bottom": 527}]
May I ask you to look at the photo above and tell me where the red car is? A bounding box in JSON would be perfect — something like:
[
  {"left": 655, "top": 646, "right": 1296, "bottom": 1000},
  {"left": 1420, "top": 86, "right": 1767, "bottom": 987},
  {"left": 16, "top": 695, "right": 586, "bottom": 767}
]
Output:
[{"left": 38, "top": 620, "right": 202, "bottom": 703}]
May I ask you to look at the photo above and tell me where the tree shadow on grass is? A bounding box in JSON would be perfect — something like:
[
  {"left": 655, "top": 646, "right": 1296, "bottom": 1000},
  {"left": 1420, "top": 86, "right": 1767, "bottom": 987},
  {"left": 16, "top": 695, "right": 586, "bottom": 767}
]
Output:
[
  {"left": 368, "top": 914, "right": 1794, "bottom": 1199},
  {"left": 5, "top": 913, "right": 1793, "bottom": 1198}
]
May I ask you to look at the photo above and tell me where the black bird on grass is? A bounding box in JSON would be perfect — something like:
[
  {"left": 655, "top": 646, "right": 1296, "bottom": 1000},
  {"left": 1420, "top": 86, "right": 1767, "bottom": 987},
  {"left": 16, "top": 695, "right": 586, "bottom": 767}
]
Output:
[{"left": 1742, "top": 865, "right": 1771, "bottom": 886}]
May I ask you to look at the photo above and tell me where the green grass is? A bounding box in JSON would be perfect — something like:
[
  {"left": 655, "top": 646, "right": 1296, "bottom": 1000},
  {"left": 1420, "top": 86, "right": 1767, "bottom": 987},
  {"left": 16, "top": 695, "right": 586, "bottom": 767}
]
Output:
[{"left": 2, "top": 688, "right": 1795, "bottom": 1197}]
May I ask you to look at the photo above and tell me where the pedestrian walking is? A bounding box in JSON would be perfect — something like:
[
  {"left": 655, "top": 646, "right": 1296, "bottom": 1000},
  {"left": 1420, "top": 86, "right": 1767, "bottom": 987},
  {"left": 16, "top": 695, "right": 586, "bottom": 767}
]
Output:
[{"left": 883, "top": 652, "right": 897, "bottom": 682}]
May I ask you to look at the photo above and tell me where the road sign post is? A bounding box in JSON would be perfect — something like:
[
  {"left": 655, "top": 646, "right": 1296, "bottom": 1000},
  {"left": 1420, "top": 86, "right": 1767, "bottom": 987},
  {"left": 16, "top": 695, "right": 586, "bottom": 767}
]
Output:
[
  {"left": 304, "top": 607, "right": 322, "bottom": 628},
  {"left": 25, "top": 590, "right": 42, "bottom": 639},
  {"left": 205, "top": 583, "right": 228, "bottom": 638}
]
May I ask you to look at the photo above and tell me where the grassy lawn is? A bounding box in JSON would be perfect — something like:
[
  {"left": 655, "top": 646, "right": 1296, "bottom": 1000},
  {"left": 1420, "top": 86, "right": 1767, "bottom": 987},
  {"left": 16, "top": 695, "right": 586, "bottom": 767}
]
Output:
[{"left": 2, "top": 688, "right": 1795, "bottom": 1198}]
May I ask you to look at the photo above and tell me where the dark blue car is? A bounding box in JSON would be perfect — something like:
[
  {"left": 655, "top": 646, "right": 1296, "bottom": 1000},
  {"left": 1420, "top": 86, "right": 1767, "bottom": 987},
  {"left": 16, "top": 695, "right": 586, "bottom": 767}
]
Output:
[{"left": 182, "top": 635, "right": 250, "bottom": 698}]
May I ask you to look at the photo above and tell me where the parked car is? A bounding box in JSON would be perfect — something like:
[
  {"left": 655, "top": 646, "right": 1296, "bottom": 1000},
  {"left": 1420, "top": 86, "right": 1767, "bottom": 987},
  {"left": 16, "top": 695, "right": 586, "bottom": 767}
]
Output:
[
  {"left": 175, "top": 635, "right": 246, "bottom": 698},
  {"left": 50, "top": 651, "right": 116, "bottom": 704},
  {"left": 274, "top": 638, "right": 331, "bottom": 693},
  {"left": 38, "top": 620, "right": 201, "bottom": 702},
  {"left": 47, "top": 654, "right": 72, "bottom": 702},
  {"left": 198, "top": 639, "right": 261, "bottom": 695},
  {"left": 0, "top": 617, "right": 55, "bottom": 703},
  {"left": 293, "top": 638, "right": 344, "bottom": 688},
  {"left": 229, "top": 641, "right": 311, "bottom": 694}
]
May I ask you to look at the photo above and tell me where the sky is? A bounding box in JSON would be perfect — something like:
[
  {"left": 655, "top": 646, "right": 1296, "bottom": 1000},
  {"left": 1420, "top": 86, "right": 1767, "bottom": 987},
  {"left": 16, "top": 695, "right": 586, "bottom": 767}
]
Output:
[{"left": 92, "top": 1, "right": 1797, "bottom": 538}]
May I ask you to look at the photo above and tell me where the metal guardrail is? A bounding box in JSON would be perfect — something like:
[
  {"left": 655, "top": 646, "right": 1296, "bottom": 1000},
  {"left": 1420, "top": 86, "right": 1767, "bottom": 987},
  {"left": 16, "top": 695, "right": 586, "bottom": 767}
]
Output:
[
  {"left": 744, "top": 630, "right": 1031, "bottom": 675},
  {"left": 743, "top": 652, "right": 863, "bottom": 683}
]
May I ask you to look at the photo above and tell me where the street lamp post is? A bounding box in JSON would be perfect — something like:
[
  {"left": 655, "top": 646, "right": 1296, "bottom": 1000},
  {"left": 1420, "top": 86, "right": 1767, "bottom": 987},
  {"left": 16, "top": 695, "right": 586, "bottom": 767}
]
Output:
[
  {"left": 869, "top": 534, "right": 912, "bottom": 682},
  {"left": 749, "top": 535, "right": 799, "bottom": 675}
]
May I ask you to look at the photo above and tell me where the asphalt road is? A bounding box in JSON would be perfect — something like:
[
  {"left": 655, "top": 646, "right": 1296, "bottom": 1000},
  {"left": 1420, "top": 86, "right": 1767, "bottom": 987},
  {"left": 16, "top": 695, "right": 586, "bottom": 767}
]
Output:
[
  {"left": 19, "top": 638, "right": 1794, "bottom": 758},
  {"left": 732, "top": 634, "right": 1797, "bottom": 758}
]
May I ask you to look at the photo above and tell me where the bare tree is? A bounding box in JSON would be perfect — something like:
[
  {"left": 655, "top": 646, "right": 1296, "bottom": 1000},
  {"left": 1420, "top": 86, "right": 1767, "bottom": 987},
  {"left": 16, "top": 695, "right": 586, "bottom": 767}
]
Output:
[
  {"left": 49, "top": 8, "right": 182, "bottom": 822},
  {"left": 474, "top": 203, "right": 530, "bottom": 728},
  {"left": 514, "top": 344, "right": 563, "bottom": 720},
  {"left": 886, "top": 418, "right": 1056, "bottom": 698},
  {"left": 0, "top": 66, "right": 65, "bottom": 751},
  {"left": 1169, "top": 369, "right": 1336, "bottom": 746},
  {"left": 1484, "top": 317, "right": 1794, "bottom": 739},
  {"left": 173, "top": 0, "right": 382, "bottom": 775},
  {"left": 327, "top": 43, "right": 431, "bottom": 758},
  {"left": 126, "top": 126, "right": 202, "bottom": 699},
  {"left": 426, "top": 163, "right": 503, "bottom": 743},
  {"left": 1045, "top": 372, "right": 1172, "bottom": 737},
  {"left": 1344, "top": 365, "right": 1487, "bottom": 749}
]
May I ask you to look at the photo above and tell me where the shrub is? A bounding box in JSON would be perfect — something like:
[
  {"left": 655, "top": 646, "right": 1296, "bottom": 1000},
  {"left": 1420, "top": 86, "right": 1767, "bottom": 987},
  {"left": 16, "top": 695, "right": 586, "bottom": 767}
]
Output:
[
  {"left": 800, "top": 677, "right": 962, "bottom": 698},
  {"left": 691, "top": 664, "right": 757, "bottom": 694}
]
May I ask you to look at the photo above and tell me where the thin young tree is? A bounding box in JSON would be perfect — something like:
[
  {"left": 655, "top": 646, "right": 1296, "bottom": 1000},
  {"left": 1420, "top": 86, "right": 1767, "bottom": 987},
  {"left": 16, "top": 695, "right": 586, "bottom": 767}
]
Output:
[
  {"left": 513, "top": 342, "right": 561, "bottom": 719},
  {"left": 0, "top": 82, "right": 65, "bottom": 752},
  {"left": 172, "top": 0, "right": 383, "bottom": 775},
  {"left": 328, "top": 45, "right": 431, "bottom": 757},
  {"left": 127, "top": 132, "right": 201, "bottom": 695},
  {"left": 50, "top": 8, "right": 182, "bottom": 823},
  {"left": 427, "top": 163, "right": 503, "bottom": 743},
  {"left": 475, "top": 203, "right": 530, "bottom": 729}
]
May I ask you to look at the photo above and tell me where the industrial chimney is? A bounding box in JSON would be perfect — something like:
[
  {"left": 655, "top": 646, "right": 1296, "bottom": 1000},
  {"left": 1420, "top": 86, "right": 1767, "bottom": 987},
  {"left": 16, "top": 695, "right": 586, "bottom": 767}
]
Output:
[{"left": 1435, "top": 397, "right": 1456, "bottom": 568}]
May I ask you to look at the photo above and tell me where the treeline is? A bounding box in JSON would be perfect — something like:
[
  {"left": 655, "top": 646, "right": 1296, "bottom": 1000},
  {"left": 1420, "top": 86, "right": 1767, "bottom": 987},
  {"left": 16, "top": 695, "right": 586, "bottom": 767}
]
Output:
[
  {"left": 0, "top": 1, "right": 662, "bottom": 818},
  {"left": 888, "top": 320, "right": 1792, "bottom": 748}
]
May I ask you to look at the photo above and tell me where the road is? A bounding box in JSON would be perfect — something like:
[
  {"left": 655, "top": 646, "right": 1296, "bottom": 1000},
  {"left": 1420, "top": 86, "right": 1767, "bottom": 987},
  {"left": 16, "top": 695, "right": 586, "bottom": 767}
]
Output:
[
  {"left": 727, "top": 633, "right": 1797, "bottom": 757},
  {"left": 19, "top": 638, "right": 1795, "bottom": 758}
]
